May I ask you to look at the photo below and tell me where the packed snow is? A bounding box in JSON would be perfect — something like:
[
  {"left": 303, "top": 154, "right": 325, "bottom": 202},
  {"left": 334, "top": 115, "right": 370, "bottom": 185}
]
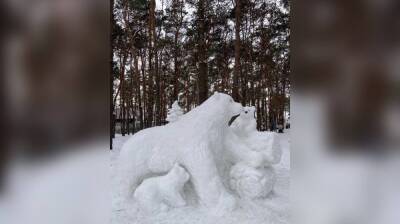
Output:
[
  {"left": 111, "top": 93, "right": 290, "bottom": 224},
  {"left": 1, "top": 143, "right": 110, "bottom": 224},
  {"left": 229, "top": 163, "right": 276, "bottom": 199}
]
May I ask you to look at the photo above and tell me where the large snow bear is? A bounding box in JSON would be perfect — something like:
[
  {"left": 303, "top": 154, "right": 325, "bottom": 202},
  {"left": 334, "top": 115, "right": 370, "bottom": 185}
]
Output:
[
  {"left": 117, "top": 92, "right": 243, "bottom": 211},
  {"left": 134, "top": 163, "right": 190, "bottom": 213}
]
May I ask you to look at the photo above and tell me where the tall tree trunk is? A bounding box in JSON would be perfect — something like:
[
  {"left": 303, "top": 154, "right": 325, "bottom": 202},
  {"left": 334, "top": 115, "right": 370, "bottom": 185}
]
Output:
[
  {"left": 159, "top": 50, "right": 166, "bottom": 123},
  {"left": 256, "top": 86, "right": 262, "bottom": 131},
  {"left": 184, "top": 70, "right": 190, "bottom": 111},
  {"left": 280, "top": 77, "right": 286, "bottom": 128},
  {"left": 140, "top": 49, "right": 147, "bottom": 127},
  {"left": 155, "top": 54, "right": 161, "bottom": 126},
  {"left": 134, "top": 50, "right": 143, "bottom": 130},
  {"left": 133, "top": 102, "right": 137, "bottom": 133},
  {"left": 172, "top": 0, "right": 184, "bottom": 101},
  {"left": 110, "top": 0, "right": 115, "bottom": 149},
  {"left": 147, "top": 0, "right": 156, "bottom": 127},
  {"left": 173, "top": 29, "right": 180, "bottom": 100},
  {"left": 154, "top": 9, "right": 161, "bottom": 126},
  {"left": 197, "top": 0, "right": 208, "bottom": 104},
  {"left": 128, "top": 56, "right": 135, "bottom": 135},
  {"left": 232, "top": 0, "right": 241, "bottom": 103},
  {"left": 119, "top": 52, "right": 127, "bottom": 136}
]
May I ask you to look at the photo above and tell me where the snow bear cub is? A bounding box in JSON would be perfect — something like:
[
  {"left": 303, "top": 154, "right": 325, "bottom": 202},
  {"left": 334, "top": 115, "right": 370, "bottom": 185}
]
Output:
[
  {"left": 227, "top": 106, "right": 282, "bottom": 167},
  {"left": 134, "top": 163, "right": 190, "bottom": 213},
  {"left": 230, "top": 106, "right": 257, "bottom": 137}
]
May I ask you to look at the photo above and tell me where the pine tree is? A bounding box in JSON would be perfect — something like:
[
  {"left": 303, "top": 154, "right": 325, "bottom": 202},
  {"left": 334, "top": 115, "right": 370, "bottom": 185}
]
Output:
[
  {"left": 111, "top": 0, "right": 291, "bottom": 138},
  {"left": 166, "top": 100, "right": 184, "bottom": 123}
]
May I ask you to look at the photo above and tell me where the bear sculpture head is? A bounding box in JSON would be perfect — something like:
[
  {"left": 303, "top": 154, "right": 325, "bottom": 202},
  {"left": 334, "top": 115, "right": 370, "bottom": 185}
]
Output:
[
  {"left": 209, "top": 92, "right": 243, "bottom": 118},
  {"left": 240, "top": 106, "right": 256, "bottom": 120},
  {"left": 169, "top": 163, "right": 190, "bottom": 185}
]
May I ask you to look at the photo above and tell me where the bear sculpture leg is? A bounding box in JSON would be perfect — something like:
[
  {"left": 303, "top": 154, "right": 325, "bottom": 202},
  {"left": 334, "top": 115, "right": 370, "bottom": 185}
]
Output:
[
  {"left": 118, "top": 161, "right": 152, "bottom": 200},
  {"left": 183, "top": 146, "right": 236, "bottom": 213}
]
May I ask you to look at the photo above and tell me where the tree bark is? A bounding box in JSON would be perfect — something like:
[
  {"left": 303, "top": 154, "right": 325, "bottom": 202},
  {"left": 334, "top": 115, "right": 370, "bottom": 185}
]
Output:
[
  {"left": 110, "top": 0, "right": 115, "bottom": 149},
  {"left": 140, "top": 49, "right": 147, "bottom": 127},
  {"left": 134, "top": 50, "right": 143, "bottom": 129},
  {"left": 147, "top": 0, "right": 156, "bottom": 127},
  {"left": 119, "top": 52, "right": 127, "bottom": 136},
  {"left": 197, "top": 0, "right": 208, "bottom": 104},
  {"left": 232, "top": 0, "right": 241, "bottom": 103},
  {"left": 154, "top": 1, "right": 161, "bottom": 126}
]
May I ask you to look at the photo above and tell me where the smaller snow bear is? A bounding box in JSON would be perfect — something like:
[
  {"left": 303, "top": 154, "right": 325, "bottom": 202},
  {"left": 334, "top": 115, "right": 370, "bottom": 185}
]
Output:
[
  {"left": 224, "top": 130, "right": 266, "bottom": 168},
  {"left": 134, "top": 163, "right": 190, "bottom": 213},
  {"left": 227, "top": 106, "right": 282, "bottom": 167},
  {"left": 230, "top": 106, "right": 257, "bottom": 137}
]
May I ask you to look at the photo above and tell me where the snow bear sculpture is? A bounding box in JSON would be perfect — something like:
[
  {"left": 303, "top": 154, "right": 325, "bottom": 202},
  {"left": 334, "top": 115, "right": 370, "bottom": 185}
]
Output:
[
  {"left": 117, "top": 92, "right": 243, "bottom": 212},
  {"left": 226, "top": 106, "right": 282, "bottom": 167},
  {"left": 230, "top": 106, "right": 257, "bottom": 137},
  {"left": 224, "top": 130, "right": 267, "bottom": 168},
  {"left": 229, "top": 163, "right": 276, "bottom": 199},
  {"left": 134, "top": 163, "right": 190, "bottom": 213}
]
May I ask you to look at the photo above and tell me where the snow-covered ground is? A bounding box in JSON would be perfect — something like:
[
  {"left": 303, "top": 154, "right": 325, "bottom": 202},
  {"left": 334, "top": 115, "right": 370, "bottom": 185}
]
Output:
[
  {"left": 111, "top": 130, "right": 290, "bottom": 224},
  {"left": 1, "top": 142, "right": 110, "bottom": 224}
]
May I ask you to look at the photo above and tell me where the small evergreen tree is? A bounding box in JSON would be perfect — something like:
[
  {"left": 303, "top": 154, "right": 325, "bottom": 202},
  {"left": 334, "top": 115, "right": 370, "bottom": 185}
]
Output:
[{"left": 166, "top": 100, "right": 184, "bottom": 123}]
